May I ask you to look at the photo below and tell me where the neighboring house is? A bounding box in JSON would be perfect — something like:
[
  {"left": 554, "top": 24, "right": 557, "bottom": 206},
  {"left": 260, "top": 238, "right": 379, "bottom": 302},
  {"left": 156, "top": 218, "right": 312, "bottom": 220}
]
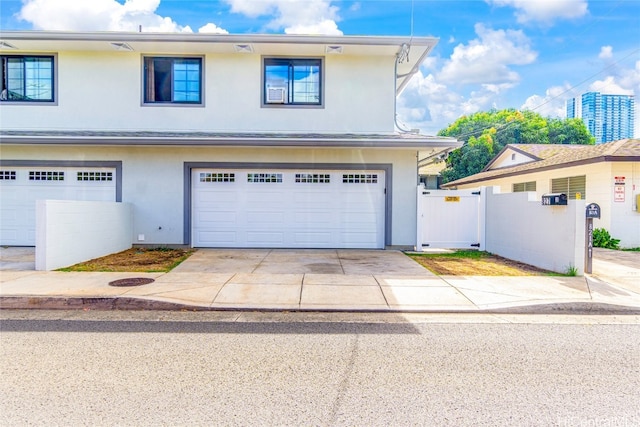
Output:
[
  {"left": 441, "top": 139, "right": 640, "bottom": 247},
  {"left": 0, "top": 31, "right": 460, "bottom": 250}
]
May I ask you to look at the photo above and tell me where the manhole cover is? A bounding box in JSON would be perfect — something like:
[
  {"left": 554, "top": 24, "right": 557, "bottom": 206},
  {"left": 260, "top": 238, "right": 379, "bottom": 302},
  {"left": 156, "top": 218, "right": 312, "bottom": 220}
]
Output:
[{"left": 108, "top": 277, "right": 155, "bottom": 287}]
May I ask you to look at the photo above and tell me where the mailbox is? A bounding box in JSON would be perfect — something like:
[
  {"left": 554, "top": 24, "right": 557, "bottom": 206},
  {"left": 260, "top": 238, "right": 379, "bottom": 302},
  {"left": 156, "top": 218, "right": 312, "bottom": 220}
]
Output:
[{"left": 542, "top": 193, "right": 568, "bottom": 206}]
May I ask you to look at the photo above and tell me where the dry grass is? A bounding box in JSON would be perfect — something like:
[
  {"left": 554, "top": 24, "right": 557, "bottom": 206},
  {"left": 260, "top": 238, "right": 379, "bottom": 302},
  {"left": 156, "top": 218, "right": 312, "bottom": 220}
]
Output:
[
  {"left": 59, "top": 247, "right": 194, "bottom": 272},
  {"left": 408, "top": 250, "right": 554, "bottom": 276}
]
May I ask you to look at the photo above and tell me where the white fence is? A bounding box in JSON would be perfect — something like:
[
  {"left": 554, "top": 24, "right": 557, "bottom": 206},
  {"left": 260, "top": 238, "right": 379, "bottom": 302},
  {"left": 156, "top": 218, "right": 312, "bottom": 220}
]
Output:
[
  {"left": 35, "top": 200, "right": 132, "bottom": 271},
  {"left": 418, "top": 186, "right": 586, "bottom": 275},
  {"left": 417, "top": 189, "right": 484, "bottom": 250}
]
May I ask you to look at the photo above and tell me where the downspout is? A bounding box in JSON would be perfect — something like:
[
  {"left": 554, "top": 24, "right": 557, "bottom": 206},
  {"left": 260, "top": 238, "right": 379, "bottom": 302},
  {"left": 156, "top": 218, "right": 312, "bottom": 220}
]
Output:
[{"left": 394, "top": 43, "right": 415, "bottom": 134}]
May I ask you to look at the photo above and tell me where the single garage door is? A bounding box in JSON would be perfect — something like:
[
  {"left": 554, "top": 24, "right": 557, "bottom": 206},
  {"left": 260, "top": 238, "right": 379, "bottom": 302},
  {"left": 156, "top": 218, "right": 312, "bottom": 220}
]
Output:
[
  {"left": 192, "top": 169, "right": 385, "bottom": 248},
  {"left": 0, "top": 166, "right": 116, "bottom": 245}
]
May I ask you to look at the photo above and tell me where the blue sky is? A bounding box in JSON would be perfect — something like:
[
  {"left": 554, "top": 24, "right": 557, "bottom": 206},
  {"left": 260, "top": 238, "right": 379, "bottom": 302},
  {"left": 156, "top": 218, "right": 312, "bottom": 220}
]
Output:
[{"left": 1, "top": 0, "right": 638, "bottom": 135}]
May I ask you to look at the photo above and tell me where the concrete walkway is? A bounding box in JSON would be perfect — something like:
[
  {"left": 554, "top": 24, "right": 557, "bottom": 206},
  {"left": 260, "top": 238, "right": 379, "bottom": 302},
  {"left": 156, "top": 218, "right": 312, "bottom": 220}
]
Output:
[{"left": 1, "top": 248, "right": 639, "bottom": 313}]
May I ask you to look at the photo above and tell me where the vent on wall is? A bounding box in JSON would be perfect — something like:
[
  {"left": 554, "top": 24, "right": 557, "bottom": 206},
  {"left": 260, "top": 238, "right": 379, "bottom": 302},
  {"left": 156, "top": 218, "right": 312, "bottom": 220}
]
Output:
[{"left": 266, "top": 87, "right": 286, "bottom": 103}]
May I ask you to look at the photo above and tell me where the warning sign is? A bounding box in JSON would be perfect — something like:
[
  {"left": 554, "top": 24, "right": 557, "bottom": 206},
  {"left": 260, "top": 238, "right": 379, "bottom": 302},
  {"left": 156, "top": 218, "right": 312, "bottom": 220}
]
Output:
[{"left": 614, "top": 176, "right": 625, "bottom": 202}]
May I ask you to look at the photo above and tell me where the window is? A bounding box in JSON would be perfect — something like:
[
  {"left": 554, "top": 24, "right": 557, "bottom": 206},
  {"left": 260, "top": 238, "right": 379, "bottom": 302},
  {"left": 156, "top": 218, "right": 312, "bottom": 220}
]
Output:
[
  {"left": 29, "top": 171, "right": 64, "bottom": 181},
  {"left": 343, "top": 174, "right": 378, "bottom": 184},
  {"left": 551, "top": 175, "right": 586, "bottom": 200},
  {"left": 295, "top": 173, "right": 330, "bottom": 183},
  {"left": 263, "top": 58, "right": 322, "bottom": 105},
  {"left": 144, "top": 57, "right": 202, "bottom": 104},
  {"left": 0, "top": 170, "right": 16, "bottom": 180},
  {"left": 513, "top": 181, "right": 536, "bottom": 192},
  {"left": 200, "top": 172, "right": 235, "bottom": 183},
  {"left": 1, "top": 55, "right": 54, "bottom": 102},
  {"left": 248, "top": 173, "right": 283, "bottom": 183},
  {"left": 77, "top": 172, "right": 113, "bottom": 182}
]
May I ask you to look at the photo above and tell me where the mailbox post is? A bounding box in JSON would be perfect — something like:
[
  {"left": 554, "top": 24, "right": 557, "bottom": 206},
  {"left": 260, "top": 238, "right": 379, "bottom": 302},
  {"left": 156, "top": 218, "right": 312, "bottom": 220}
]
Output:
[{"left": 585, "top": 203, "right": 601, "bottom": 274}]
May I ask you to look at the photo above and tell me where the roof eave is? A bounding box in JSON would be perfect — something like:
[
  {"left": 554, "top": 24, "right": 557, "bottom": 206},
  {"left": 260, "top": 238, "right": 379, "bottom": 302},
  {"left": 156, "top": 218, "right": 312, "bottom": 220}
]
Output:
[
  {"left": 0, "top": 30, "right": 439, "bottom": 48},
  {"left": 0, "top": 134, "right": 461, "bottom": 150},
  {"left": 442, "top": 155, "right": 640, "bottom": 188}
]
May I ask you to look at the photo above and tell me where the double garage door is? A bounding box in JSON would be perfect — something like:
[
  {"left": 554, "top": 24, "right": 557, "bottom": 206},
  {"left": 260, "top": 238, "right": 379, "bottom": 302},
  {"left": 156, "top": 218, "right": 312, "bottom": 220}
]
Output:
[
  {"left": 192, "top": 169, "right": 386, "bottom": 249},
  {"left": 0, "top": 166, "right": 116, "bottom": 246}
]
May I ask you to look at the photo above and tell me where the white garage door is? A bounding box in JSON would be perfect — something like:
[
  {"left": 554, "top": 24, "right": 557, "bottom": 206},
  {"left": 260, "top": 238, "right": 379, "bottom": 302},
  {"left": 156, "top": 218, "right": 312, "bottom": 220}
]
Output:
[
  {"left": 192, "top": 169, "right": 385, "bottom": 249},
  {"left": 0, "top": 166, "right": 116, "bottom": 246}
]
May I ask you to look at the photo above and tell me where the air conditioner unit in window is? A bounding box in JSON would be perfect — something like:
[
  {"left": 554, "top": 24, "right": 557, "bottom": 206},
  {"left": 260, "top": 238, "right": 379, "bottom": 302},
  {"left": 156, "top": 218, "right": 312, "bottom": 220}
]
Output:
[{"left": 266, "top": 87, "right": 286, "bottom": 103}]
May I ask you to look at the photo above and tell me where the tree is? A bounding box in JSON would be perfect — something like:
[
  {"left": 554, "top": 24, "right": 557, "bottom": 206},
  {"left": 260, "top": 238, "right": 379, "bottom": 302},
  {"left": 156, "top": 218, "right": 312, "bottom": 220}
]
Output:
[{"left": 438, "top": 109, "right": 595, "bottom": 184}]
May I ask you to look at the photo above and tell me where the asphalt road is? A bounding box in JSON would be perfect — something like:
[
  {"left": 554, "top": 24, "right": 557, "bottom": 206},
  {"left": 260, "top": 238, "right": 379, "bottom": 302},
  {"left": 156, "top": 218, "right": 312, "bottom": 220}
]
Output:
[{"left": 1, "top": 311, "right": 639, "bottom": 426}]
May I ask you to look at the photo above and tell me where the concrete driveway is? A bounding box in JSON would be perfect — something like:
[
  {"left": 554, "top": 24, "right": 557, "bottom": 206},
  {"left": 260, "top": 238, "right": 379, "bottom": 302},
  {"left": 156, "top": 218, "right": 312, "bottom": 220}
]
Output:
[{"left": 172, "top": 249, "right": 431, "bottom": 275}]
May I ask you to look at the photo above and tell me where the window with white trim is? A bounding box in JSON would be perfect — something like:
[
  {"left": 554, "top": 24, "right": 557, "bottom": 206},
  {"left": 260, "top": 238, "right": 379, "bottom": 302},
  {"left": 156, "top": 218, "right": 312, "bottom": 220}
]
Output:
[
  {"left": 263, "top": 58, "right": 322, "bottom": 106},
  {"left": 29, "top": 171, "right": 64, "bottom": 181},
  {"left": 295, "top": 173, "right": 330, "bottom": 183},
  {"left": 1, "top": 55, "right": 54, "bottom": 102},
  {"left": 144, "top": 57, "right": 202, "bottom": 104},
  {"left": 248, "top": 173, "right": 283, "bottom": 183},
  {"left": 343, "top": 174, "right": 378, "bottom": 184},
  {"left": 77, "top": 172, "right": 113, "bottom": 181},
  {"left": 0, "top": 170, "right": 17, "bottom": 180},
  {"left": 200, "top": 172, "right": 235, "bottom": 183},
  {"left": 551, "top": 175, "right": 586, "bottom": 200}
]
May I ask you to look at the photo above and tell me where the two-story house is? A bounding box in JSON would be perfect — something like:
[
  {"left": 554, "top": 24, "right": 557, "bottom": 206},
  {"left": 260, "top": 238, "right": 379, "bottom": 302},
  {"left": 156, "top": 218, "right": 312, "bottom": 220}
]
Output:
[{"left": 0, "top": 31, "right": 459, "bottom": 250}]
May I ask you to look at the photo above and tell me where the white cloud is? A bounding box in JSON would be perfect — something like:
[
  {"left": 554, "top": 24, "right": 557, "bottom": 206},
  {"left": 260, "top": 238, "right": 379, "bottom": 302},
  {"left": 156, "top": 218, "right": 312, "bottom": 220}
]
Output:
[
  {"left": 198, "top": 23, "right": 229, "bottom": 34},
  {"left": 437, "top": 24, "right": 537, "bottom": 86},
  {"left": 599, "top": 45, "right": 613, "bottom": 59},
  {"left": 521, "top": 84, "right": 575, "bottom": 117},
  {"left": 488, "top": 0, "right": 588, "bottom": 25},
  {"left": 397, "top": 24, "right": 538, "bottom": 134},
  {"left": 224, "top": 0, "right": 342, "bottom": 35},
  {"left": 17, "top": 0, "right": 198, "bottom": 32},
  {"left": 589, "top": 76, "right": 634, "bottom": 96}
]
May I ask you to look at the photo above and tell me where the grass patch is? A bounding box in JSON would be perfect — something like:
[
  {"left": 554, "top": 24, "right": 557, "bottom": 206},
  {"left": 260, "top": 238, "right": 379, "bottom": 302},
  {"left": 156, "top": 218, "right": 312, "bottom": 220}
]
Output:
[
  {"left": 408, "top": 250, "right": 559, "bottom": 276},
  {"left": 622, "top": 247, "right": 640, "bottom": 252},
  {"left": 59, "top": 247, "right": 195, "bottom": 273}
]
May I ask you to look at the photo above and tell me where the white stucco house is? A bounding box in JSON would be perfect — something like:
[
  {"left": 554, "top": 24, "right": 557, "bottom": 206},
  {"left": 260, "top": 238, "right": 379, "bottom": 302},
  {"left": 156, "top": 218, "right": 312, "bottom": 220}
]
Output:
[
  {"left": 0, "top": 31, "right": 460, "bottom": 250},
  {"left": 441, "top": 139, "right": 640, "bottom": 248}
]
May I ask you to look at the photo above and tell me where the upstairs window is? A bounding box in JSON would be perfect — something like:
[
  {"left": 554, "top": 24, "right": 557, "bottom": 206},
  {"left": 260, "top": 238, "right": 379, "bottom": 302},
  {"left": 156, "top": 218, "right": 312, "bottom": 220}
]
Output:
[
  {"left": 144, "top": 57, "right": 202, "bottom": 104},
  {"left": 0, "top": 55, "right": 54, "bottom": 102},
  {"left": 263, "top": 58, "right": 322, "bottom": 106}
]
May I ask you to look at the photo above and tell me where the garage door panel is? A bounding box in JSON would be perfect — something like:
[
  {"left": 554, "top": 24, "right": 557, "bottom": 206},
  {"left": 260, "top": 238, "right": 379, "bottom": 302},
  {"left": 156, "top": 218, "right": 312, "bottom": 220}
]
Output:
[
  {"left": 192, "top": 169, "right": 384, "bottom": 249},
  {"left": 294, "top": 211, "right": 332, "bottom": 224},
  {"left": 198, "top": 231, "right": 237, "bottom": 245},
  {"left": 293, "top": 232, "right": 333, "bottom": 245},
  {"left": 246, "top": 231, "right": 285, "bottom": 245},
  {"left": 342, "top": 232, "right": 378, "bottom": 245},
  {"left": 198, "top": 211, "right": 237, "bottom": 224},
  {"left": 246, "top": 211, "right": 284, "bottom": 223},
  {"left": 0, "top": 167, "right": 117, "bottom": 246}
]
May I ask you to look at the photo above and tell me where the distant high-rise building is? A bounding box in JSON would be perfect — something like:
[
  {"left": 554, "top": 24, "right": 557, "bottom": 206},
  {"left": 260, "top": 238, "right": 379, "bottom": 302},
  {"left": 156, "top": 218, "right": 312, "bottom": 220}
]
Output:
[{"left": 566, "top": 92, "right": 635, "bottom": 144}]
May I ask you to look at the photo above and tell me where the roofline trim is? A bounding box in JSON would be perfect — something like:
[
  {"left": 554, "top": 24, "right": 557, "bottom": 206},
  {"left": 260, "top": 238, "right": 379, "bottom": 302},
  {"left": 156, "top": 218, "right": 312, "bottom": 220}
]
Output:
[
  {"left": 0, "top": 134, "right": 461, "bottom": 149},
  {"left": 0, "top": 30, "right": 439, "bottom": 47},
  {"left": 442, "top": 155, "right": 640, "bottom": 188}
]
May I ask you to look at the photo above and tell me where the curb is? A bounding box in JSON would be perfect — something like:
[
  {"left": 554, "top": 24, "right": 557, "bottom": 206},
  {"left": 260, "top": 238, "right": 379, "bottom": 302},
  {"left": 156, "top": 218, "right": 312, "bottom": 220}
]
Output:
[{"left": 2, "top": 296, "right": 640, "bottom": 315}]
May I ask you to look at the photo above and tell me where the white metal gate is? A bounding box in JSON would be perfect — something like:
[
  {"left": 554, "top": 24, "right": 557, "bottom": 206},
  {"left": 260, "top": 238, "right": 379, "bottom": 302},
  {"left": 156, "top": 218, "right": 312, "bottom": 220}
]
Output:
[{"left": 416, "top": 188, "right": 483, "bottom": 250}]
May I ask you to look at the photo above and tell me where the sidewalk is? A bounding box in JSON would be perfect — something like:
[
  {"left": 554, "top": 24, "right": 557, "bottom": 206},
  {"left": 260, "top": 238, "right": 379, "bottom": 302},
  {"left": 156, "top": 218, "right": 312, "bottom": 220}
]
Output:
[{"left": 1, "top": 248, "right": 639, "bottom": 314}]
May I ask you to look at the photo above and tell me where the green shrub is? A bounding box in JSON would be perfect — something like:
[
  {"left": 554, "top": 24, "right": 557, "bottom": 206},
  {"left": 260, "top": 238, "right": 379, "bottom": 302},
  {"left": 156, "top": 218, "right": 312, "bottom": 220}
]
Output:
[{"left": 592, "top": 228, "right": 620, "bottom": 250}]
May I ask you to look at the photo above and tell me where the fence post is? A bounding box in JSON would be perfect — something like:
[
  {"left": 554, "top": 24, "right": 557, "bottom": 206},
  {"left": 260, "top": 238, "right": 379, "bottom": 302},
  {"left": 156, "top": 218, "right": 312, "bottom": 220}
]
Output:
[{"left": 416, "top": 185, "right": 423, "bottom": 252}]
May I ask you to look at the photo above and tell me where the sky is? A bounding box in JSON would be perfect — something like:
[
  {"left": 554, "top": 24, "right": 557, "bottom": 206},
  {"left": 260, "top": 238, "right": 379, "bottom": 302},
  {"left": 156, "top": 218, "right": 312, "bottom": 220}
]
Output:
[{"left": 1, "top": 0, "right": 639, "bottom": 136}]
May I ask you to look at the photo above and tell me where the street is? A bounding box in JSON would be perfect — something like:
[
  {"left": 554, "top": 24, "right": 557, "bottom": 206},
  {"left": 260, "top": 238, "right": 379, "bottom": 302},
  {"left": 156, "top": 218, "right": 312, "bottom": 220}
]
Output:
[{"left": 1, "top": 311, "right": 639, "bottom": 426}]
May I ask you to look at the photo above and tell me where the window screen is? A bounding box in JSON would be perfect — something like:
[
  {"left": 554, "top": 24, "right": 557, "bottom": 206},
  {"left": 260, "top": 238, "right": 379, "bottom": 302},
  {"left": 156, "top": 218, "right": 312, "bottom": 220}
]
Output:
[{"left": 551, "top": 175, "right": 586, "bottom": 200}]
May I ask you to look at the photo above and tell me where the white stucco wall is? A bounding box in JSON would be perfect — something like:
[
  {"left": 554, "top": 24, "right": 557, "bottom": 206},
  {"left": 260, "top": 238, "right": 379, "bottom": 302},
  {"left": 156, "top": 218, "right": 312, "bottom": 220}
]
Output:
[
  {"left": 0, "top": 52, "right": 396, "bottom": 134},
  {"left": 35, "top": 200, "right": 132, "bottom": 270},
  {"left": 484, "top": 188, "right": 586, "bottom": 275},
  {"left": 453, "top": 161, "right": 640, "bottom": 247},
  {"left": 6, "top": 145, "right": 419, "bottom": 248}
]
